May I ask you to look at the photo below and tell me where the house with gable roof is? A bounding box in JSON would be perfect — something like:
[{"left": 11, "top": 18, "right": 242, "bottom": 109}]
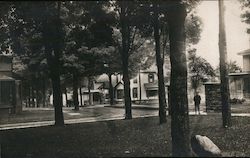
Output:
[{"left": 93, "top": 62, "right": 170, "bottom": 105}]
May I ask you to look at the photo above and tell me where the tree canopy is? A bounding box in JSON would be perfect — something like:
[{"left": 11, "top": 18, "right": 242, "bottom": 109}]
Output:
[
  {"left": 188, "top": 48, "right": 215, "bottom": 92},
  {"left": 240, "top": 0, "right": 250, "bottom": 33}
]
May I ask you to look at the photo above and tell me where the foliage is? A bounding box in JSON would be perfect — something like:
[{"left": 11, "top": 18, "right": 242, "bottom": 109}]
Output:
[
  {"left": 215, "top": 60, "right": 242, "bottom": 74},
  {"left": 188, "top": 48, "right": 215, "bottom": 92},
  {"left": 62, "top": 1, "right": 116, "bottom": 77},
  {"left": 227, "top": 61, "right": 242, "bottom": 73},
  {"left": 185, "top": 13, "right": 203, "bottom": 46},
  {"left": 0, "top": 2, "right": 12, "bottom": 54},
  {"left": 110, "top": 1, "right": 156, "bottom": 72},
  {"left": 240, "top": 0, "right": 250, "bottom": 33}
]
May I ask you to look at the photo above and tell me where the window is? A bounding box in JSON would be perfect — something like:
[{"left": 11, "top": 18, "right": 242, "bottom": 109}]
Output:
[
  {"left": 237, "top": 81, "right": 241, "bottom": 91},
  {"left": 146, "top": 90, "right": 158, "bottom": 97},
  {"left": 133, "top": 88, "right": 138, "bottom": 98},
  {"left": 116, "top": 89, "right": 124, "bottom": 99},
  {"left": 133, "top": 78, "right": 137, "bottom": 83},
  {"left": 148, "top": 73, "right": 154, "bottom": 83},
  {"left": 105, "top": 93, "right": 110, "bottom": 99}
]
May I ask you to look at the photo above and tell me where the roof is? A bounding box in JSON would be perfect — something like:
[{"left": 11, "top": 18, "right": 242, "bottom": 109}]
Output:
[
  {"left": 238, "top": 49, "right": 250, "bottom": 56},
  {"left": 0, "top": 75, "right": 15, "bottom": 81},
  {"left": 203, "top": 82, "right": 220, "bottom": 85},
  {"left": 140, "top": 70, "right": 157, "bottom": 73},
  {"left": 114, "top": 81, "right": 123, "bottom": 89},
  {"left": 229, "top": 72, "right": 250, "bottom": 76},
  {"left": 83, "top": 89, "right": 101, "bottom": 93},
  {"left": 95, "top": 74, "right": 109, "bottom": 82},
  {"left": 94, "top": 82, "right": 103, "bottom": 89}
]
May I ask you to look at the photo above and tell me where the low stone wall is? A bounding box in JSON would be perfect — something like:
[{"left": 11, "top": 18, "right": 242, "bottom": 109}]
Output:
[{"left": 204, "top": 83, "right": 222, "bottom": 111}]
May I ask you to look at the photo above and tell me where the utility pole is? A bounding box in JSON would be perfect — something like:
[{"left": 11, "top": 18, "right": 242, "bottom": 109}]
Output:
[{"left": 218, "top": 0, "right": 232, "bottom": 127}]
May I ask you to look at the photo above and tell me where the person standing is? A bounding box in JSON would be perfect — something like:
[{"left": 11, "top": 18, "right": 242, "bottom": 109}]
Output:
[{"left": 194, "top": 93, "right": 201, "bottom": 115}]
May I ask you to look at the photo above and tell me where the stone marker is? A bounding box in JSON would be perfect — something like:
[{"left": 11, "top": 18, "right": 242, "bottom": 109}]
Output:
[{"left": 191, "top": 135, "right": 222, "bottom": 157}]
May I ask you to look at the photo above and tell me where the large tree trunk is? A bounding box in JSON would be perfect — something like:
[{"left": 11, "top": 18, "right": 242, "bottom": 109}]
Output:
[
  {"left": 218, "top": 0, "right": 231, "bottom": 128},
  {"left": 168, "top": 1, "right": 192, "bottom": 156},
  {"left": 108, "top": 73, "right": 114, "bottom": 105},
  {"left": 73, "top": 73, "right": 79, "bottom": 110},
  {"left": 120, "top": 1, "right": 132, "bottom": 119},
  {"left": 153, "top": 3, "right": 167, "bottom": 124},
  {"left": 51, "top": 74, "right": 64, "bottom": 126},
  {"left": 42, "top": 1, "right": 64, "bottom": 126}
]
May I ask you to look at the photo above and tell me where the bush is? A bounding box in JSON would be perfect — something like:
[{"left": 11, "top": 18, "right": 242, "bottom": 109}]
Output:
[{"left": 230, "top": 98, "right": 245, "bottom": 104}]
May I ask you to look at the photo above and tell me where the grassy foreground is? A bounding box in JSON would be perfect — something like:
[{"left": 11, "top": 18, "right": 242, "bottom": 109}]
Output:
[{"left": 0, "top": 115, "right": 249, "bottom": 157}]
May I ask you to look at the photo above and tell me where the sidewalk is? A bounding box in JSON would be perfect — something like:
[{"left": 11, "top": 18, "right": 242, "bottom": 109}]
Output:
[
  {"left": 3, "top": 111, "right": 250, "bottom": 131},
  {"left": 0, "top": 114, "right": 157, "bottom": 131},
  {"left": 1, "top": 102, "right": 250, "bottom": 131},
  {"left": 2, "top": 112, "right": 250, "bottom": 131},
  {"left": 104, "top": 103, "right": 159, "bottom": 110}
]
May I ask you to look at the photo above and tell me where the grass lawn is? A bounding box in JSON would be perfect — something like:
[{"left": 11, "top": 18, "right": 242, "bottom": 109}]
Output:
[{"left": 0, "top": 115, "right": 249, "bottom": 157}]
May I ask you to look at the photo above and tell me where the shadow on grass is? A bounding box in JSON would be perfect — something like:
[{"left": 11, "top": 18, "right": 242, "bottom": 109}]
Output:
[{"left": 1, "top": 116, "right": 250, "bottom": 157}]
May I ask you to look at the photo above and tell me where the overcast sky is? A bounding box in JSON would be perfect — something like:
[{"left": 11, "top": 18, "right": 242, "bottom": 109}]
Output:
[{"left": 194, "top": 0, "right": 249, "bottom": 68}]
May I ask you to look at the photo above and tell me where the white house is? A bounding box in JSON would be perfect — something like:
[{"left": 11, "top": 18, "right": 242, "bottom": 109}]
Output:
[
  {"left": 229, "top": 49, "right": 250, "bottom": 100},
  {"left": 109, "top": 63, "right": 170, "bottom": 104},
  {"left": 51, "top": 59, "right": 171, "bottom": 106}
]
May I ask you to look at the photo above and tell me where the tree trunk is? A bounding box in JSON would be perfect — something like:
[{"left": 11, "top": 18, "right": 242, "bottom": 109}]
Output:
[
  {"left": 138, "top": 68, "right": 142, "bottom": 104},
  {"left": 31, "top": 85, "right": 35, "bottom": 107},
  {"left": 120, "top": 1, "right": 132, "bottom": 119},
  {"left": 108, "top": 73, "right": 114, "bottom": 105},
  {"left": 153, "top": 3, "right": 167, "bottom": 124},
  {"left": 88, "top": 76, "right": 93, "bottom": 106},
  {"left": 42, "top": 78, "right": 46, "bottom": 107},
  {"left": 35, "top": 83, "right": 40, "bottom": 108},
  {"left": 218, "top": 0, "right": 231, "bottom": 128},
  {"left": 28, "top": 85, "right": 31, "bottom": 107},
  {"left": 64, "top": 87, "right": 68, "bottom": 107},
  {"left": 73, "top": 73, "right": 79, "bottom": 110},
  {"left": 168, "top": 1, "right": 192, "bottom": 156},
  {"left": 25, "top": 97, "right": 28, "bottom": 107},
  {"left": 79, "top": 86, "right": 83, "bottom": 106},
  {"left": 51, "top": 74, "right": 64, "bottom": 126},
  {"left": 42, "top": 1, "right": 64, "bottom": 126}
]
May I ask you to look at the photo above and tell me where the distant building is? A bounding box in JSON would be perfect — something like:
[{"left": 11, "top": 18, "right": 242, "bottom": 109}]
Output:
[
  {"left": 57, "top": 58, "right": 171, "bottom": 106},
  {"left": 229, "top": 49, "right": 250, "bottom": 100},
  {"left": 0, "top": 55, "right": 22, "bottom": 115},
  {"left": 115, "top": 69, "right": 169, "bottom": 104},
  {"left": 92, "top": 63, "right": 170, "bottom": 105},
  {"left": 203, "top": 48, "right": 250, "bottom": 111}
]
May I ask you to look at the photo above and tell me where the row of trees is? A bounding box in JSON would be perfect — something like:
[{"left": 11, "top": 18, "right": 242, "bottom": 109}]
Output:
[
  {"left": 0, "top": 1, "right": 199, "bottom": 156},
  {"left": 0, "top": 1, "right": 202, "bottom": 120},
  {"left": 1, "top": 0, "right": 247, "bottom": 156}
]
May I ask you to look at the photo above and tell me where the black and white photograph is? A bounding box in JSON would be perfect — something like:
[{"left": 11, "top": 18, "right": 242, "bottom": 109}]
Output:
[{"left": 0, "top": 0, "right": 250, "bottom": 157}]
